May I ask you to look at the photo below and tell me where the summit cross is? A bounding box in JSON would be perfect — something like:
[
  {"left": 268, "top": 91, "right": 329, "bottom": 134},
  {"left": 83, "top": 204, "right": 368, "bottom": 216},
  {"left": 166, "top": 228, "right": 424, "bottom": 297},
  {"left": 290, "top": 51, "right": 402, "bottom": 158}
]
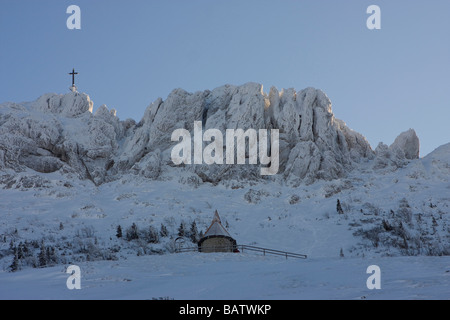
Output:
[{"left": 68, "top": 68, "right": 79, "bottom": 87}]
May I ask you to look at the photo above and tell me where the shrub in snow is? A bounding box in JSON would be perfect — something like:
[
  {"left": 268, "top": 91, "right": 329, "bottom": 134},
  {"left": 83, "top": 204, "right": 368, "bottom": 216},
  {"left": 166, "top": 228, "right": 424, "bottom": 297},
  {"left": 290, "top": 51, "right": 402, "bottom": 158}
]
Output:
[
  {"left": 352, "top": 196, "right": 450, "bottom": 256},
  {"left": 289, "top": 194, "right": 300, "bottom": 205},
  {"left": 126, "top": 223, "right": 139, "bottom": 241},
  {"left": 397, "top": 198, "right": 413, "bottom": 226},
  {"left": 76, "top": 226, "right": 96, "bottom": 239},
  {"left": 244, "top": 189, "right": 269, "bottom": 204},
  {"left": 146, "top": 226, "right": 160, "bottom": 244}
]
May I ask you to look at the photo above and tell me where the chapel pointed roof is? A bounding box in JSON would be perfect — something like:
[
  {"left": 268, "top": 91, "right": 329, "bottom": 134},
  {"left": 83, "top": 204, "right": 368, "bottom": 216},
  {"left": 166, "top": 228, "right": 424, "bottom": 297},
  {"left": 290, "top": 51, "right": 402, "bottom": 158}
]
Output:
[{"left": 203, "top": 210, "right": 231, "bottom": 238}]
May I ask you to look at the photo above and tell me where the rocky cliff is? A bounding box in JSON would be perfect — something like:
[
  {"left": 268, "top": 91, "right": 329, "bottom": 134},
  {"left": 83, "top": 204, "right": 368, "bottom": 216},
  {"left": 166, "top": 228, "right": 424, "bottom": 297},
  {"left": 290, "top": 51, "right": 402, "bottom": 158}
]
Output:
[{"left": 0, "top": 83, "right": 420, "bottom": 186}]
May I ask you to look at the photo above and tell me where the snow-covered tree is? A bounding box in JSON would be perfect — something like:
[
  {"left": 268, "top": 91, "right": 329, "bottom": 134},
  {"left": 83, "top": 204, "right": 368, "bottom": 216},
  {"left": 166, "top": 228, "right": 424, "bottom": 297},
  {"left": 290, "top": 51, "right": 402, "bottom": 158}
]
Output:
[
  {"left": 46, "top": 246, "right": 58, "bottom": 266},
  {"left": 126, "top": 223, "right": 139, "bottom": 241},
  {"left": 177, "top": 222, "right": 186, "bottom": 237},
  {"left": 160, "top": 223, "right": 169, "bottom": 238},
  {"left": 38, "top": 242, "right": 47, "bottom": 267},
  {"left": 9, "top": 249, "right": 20, "bottom": 272},
  {"left": 17, "top": 242, "right": 24, "bottom": 260},
  {"left": 147, "top": 226, "right": 159, "bottom": 244},
  {"left": 189, "top": 221, "right": 199, "bottom": 243}
]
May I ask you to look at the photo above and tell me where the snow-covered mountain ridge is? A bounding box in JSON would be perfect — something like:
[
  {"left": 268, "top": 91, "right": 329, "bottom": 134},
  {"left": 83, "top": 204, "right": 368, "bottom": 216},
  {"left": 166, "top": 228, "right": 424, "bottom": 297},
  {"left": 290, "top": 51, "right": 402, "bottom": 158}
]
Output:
[
  {"left": 0, "top": 83, "right": 420, "bottom": 186},
  {"left": 0, "top": 83, "right": 448, "bottom": 279}
]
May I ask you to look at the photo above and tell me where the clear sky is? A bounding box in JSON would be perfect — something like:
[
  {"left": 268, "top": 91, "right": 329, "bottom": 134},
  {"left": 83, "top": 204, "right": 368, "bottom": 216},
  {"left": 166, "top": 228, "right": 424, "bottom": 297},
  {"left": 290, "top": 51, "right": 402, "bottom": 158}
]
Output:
[{"left": 1, "top": 0, "right": 449, "bottom": 156}]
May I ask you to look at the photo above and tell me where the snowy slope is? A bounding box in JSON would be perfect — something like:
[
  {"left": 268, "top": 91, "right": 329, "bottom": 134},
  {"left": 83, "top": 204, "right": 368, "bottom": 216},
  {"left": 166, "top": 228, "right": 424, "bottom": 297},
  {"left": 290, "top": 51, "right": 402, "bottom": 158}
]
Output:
[
  {"left": 0, "top": 140, "right": 448, "bottom": 299},
  {"left": 1, "top": 254, "right": 449, "bottom": 300}
]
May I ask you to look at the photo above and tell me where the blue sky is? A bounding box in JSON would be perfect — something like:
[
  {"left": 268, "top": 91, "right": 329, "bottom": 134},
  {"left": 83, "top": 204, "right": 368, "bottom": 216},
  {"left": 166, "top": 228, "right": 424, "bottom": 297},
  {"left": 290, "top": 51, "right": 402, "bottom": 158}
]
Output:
[{"left": 1, "top": 0, "right": 449, "bottom": 156}]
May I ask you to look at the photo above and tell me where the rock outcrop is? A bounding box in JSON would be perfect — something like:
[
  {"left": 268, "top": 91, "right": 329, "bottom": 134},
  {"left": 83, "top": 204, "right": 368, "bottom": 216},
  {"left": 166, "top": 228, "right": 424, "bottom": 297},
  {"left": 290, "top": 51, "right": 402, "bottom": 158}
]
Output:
[{"left": 389, "top": 129, "right": 420, "bottom": 160}]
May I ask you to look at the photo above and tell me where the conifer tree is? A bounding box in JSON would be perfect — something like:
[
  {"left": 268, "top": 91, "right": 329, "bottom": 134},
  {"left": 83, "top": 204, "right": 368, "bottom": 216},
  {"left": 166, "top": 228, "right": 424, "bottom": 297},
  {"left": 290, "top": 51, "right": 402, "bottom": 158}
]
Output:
[
  {"left": 22, "top": 241, "right": 30, "bottom": 257},
  {"left": 190, "top": 221, "right": 199, "bottom": 243},
  {"left": 337, "top": 199, "right": 344, "bottom": 215},
  {"left": 148, "top": 226, "right": 159, "bottom": 244},
  {"left": 160, "top": 223, "right": 169, "bottom": 238},
  {"left": 17, "top": 242, "right": 24, "bottom": 260},
  {"left": 46, "top": 247, "right": 52, "bottom": 264},
  {"left": 116, "top": 225, "right": 123, "bottom": 238},
  {"left": 38, "top": 242, "right": 47, "bottom": 267},
  {"left": 9, "top": 249, "right": 19, "bottom": 272},
  {"left": 126, "top": 223, "right": 139, "bottom": 241},
  {"left": 177, "top": 222, "right": 186, "bottom": 237}
]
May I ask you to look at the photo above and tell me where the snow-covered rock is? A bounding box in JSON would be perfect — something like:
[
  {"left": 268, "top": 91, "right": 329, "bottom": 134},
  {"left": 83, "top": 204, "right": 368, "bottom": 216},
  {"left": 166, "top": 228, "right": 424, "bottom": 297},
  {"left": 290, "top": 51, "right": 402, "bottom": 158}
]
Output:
[
  {"left": 112, "top": 82, "right": 373, "bottom": 184},
  {"left": 6, "top": 83, "right": 429, "bottom": 185},
  {"left": 389, "top": 129, "right": 420, "bottom": 160},
  {"left": 0, "top": 91, "right": 134, "bottom": 184},
  {"left": 372, "top": 129, "right": 421, "bottom": 172},
  {"left": 33, "top": 92, "right": 93, "bottom": 117}
]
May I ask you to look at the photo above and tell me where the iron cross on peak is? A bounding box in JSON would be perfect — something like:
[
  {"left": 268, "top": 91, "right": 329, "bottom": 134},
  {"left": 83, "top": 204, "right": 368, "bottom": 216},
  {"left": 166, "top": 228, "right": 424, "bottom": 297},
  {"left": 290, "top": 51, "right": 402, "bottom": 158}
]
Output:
[{"left": 68, "top": 68, "right": 79, "bottom": 87}]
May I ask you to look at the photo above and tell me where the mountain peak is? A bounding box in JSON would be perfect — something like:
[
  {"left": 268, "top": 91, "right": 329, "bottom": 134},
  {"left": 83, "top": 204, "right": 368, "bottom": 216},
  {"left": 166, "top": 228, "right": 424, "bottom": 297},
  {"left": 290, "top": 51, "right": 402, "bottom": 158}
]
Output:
[{"left": 32, "top": 91, "right": 93, "bottom": 117}]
